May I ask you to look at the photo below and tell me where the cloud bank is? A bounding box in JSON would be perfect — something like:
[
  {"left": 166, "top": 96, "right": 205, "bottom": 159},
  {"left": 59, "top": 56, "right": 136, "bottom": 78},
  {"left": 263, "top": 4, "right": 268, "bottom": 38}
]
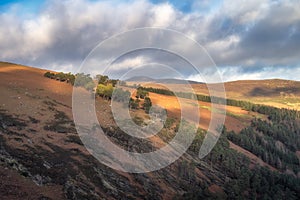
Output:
[{"left": 0, "top": 0, "right": 300, "bottom": 81}]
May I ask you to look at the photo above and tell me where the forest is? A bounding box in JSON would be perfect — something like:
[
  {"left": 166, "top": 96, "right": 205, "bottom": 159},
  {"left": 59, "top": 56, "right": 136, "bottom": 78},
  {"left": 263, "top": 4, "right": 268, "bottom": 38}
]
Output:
[{"left": 140, "top": 86, "right": 300, "bottom": 199}]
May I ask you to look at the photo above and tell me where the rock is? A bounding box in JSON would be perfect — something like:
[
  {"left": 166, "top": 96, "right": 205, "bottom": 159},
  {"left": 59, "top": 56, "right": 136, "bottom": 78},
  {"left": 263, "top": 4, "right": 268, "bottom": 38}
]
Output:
[
  {"left": 32, "top": 174, "right": 52, "bottom": 186},
  {"left": 1, "top": 123, "right": 7, "bottom": 129},
  {"left": 43, "top": 161, "right": 52, "bottom": 169}
]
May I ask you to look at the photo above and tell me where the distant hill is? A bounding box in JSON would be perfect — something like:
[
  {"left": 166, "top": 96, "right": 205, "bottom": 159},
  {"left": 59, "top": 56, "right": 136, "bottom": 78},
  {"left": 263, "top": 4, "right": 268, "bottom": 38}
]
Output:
[
  {"left": 191, "top": 79, "right": 300, "bottom": 110},
  {"left": 127, "top": 76, "right": 300, "bottom": 110},
  {"left": 125, "top": 76, "right": 203, "bottom": 84},
  {"left": 225, "top": 79, "right": 300, "bottom": 97}
]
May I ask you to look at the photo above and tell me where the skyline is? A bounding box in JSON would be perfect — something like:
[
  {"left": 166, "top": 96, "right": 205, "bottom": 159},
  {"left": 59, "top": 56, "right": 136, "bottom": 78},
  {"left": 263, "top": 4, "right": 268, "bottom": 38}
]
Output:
[{"left": 0, "top": 0, "right": 300, "bottom": 82}]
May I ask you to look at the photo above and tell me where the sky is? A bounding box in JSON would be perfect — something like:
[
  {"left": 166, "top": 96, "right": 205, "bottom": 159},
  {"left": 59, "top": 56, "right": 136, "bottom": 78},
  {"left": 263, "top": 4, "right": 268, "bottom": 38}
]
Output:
[{"left": 0, "top": 0, "right": 300, "bottom": 82}]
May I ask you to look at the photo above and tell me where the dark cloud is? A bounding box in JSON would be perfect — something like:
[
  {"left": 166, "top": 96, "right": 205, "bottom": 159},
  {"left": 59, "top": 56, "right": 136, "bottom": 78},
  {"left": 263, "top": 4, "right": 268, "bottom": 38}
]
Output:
[{"left": 237, "top": 4, "right": 300, "bottom": 66}]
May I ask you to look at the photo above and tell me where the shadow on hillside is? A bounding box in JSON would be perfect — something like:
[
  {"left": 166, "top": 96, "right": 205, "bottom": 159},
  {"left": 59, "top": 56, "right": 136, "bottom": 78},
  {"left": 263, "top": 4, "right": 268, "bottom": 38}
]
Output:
[{"left": 248, "top": 86, "right": 300, "bottom": 97}]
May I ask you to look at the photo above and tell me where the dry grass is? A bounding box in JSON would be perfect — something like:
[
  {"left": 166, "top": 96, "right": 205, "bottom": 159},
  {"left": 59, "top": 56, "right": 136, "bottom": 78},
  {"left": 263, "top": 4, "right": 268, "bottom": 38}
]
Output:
[
  {"left": 149, "top": 92, "right": 253, "bottom": 132},
  {"left": 137, "top": 80, "right": 300, "bottom": 110},
  {"left": 0, "top": 62, "right": 294, "bottom": 198}
]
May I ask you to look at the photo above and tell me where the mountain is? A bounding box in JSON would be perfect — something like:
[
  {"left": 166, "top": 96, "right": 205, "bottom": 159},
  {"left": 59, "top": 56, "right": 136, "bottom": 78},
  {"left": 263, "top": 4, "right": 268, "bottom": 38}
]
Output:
[
  {"left": 191, "top": 79, "right": 300, "bottom": 110},
  {"left": 125, "top": 76, "right": 203, "bottom": 84},
  {"left": 0, "top": 62, "right": 299, "bottom": 199}
]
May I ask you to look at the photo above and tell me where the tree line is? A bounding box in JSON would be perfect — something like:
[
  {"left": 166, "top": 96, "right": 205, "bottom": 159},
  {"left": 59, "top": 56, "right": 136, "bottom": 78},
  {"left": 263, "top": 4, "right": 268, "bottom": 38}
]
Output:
[
  {"left": 185, "top": 127, "right": 300, "bottom": 199},
  {"left": 44, "top": 72, "right": 154, "bottom": 115},
  {"left": 44, "top": 71, "right": 95, "bottom": 90},
  {"left": 139, "top": 86, "right": 300, "bottom": 121}
]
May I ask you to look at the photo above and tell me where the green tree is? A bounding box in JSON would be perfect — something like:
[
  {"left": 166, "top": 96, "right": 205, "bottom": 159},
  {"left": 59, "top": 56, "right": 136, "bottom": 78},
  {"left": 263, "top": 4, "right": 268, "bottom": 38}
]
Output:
[
  {"left": 112, "top": 88, "right": 130, "bottom": 103},
  {"left": 103, "top": 84, "right": 113, "bottom": 99},
  {"left": 143, "top": 97, "right": 152, "bottom": 114},
  {"left": 75, "top": 73, "right": 94, "bottom": 90},
  {"left": 96, "top": 84, "right": 113, "bottom": 99},
  {"left": 136, "top": 88, "right": 149, "bottom": 99},
  {"left": 44, "top": 71, "right": 54, "bottom": 78},
  {"left": 96, "top": 84, "right": 106, "bottom": 97},
  {"left": 129, "top": 98, "right": 138, "bottom": 109},
  {"left": 66, "top": 72, "right": 75, "bottom": 85}
]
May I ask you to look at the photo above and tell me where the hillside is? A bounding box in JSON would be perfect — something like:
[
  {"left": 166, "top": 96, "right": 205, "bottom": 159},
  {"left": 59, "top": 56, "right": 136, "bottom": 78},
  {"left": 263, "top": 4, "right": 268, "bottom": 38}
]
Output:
[
  {"left": 135, "top": 79, "right": 300, "bottom": 110},
  {"left": 126, "top": 76, "right": 202, "bottom": 84},
  {"left": 0, "top": 62, "right": 300, "bottom": 199},
  {"left": 192, "top": 79, "right": 300, "bottom": 110}
]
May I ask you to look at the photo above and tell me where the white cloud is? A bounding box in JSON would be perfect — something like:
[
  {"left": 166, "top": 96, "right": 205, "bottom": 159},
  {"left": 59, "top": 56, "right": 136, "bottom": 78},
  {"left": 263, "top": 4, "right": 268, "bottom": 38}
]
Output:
[
  {"left": 109, "top": 56, "right": 149, "bottom": 71},
  {"left": 221, "top": 0, "right": 270, "bottom": 24},
  {"left": 0, "top": 0, "right": 300, "bottom": 81},
  {"left": 219, "top": 66, "right": 300, "bottom": 82},
  {"left": 187, "top": 74, "right": 204, "bottom": 82},
  {"left": 150, "top": 3, "right": 176, "bottom": 27}
]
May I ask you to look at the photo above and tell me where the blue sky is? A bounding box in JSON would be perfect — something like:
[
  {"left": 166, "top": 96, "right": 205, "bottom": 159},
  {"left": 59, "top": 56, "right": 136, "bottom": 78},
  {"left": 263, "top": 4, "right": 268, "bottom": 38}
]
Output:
[
  {"left": 0, "top": 0, "right": 300, "bottom": 81},
  {"left": 0, "top": 0, "right": 221, "bottom": 13},
  {"left": 162, "top": 0, "right": 221, "bottom": 13},
  {"left": 150, "top": 0, "right": 194, "bottom": 12},
  {"left": 0, "top": 0, "right": 45, "bottom": 13}
]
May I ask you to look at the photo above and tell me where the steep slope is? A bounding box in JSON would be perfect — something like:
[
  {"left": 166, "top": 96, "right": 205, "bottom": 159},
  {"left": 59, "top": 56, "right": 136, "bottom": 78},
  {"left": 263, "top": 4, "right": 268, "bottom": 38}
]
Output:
[
  {"left": 0, "top": 62, "right": 299, "bottom": 199},
  {"left": 0, "top": 62, "right": 219, "bottom": 199}
]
